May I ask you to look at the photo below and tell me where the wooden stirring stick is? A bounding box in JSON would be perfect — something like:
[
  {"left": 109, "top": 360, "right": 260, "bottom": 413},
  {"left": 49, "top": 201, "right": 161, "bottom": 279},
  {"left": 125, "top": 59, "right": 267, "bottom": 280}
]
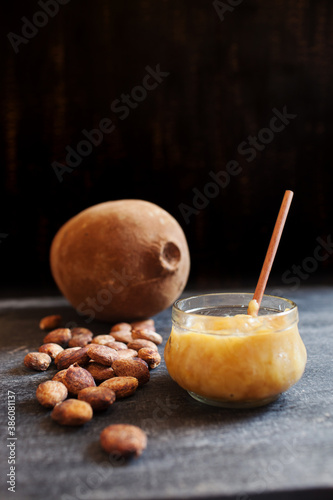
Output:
[{"left": 247, "top": 190, "right": 294, "bottom": 316}]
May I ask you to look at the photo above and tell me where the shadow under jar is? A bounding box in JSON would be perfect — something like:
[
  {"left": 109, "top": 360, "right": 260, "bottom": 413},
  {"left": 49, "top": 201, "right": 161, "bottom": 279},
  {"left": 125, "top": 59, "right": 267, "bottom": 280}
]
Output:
[{"left": 164, "top": 293, "right": 307, "bottom": 408}]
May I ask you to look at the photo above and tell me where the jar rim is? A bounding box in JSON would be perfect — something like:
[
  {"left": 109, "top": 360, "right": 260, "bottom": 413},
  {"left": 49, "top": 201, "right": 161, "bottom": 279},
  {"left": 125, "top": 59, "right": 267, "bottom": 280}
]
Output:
[{"left": 173, "top": 292, "right": 297, "bottom": 321}]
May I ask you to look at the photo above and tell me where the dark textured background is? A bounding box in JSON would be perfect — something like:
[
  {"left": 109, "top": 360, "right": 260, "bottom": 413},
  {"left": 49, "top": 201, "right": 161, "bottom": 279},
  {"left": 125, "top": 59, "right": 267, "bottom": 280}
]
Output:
[{"left": 1, "top": 0, "right": 333, "bottom": 288}]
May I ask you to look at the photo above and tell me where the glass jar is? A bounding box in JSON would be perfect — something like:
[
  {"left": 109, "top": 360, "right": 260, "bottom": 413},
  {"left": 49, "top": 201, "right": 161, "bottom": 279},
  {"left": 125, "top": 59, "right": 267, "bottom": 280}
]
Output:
[{"left": 164, "top": 293, "right": 307, "bottom": 408}]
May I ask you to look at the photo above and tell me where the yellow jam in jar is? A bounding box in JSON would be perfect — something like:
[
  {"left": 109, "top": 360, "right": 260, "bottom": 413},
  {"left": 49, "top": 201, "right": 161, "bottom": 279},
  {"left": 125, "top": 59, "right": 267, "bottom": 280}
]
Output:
[{"left": 164, "top": 293, "right": 307, "bottom": 408}]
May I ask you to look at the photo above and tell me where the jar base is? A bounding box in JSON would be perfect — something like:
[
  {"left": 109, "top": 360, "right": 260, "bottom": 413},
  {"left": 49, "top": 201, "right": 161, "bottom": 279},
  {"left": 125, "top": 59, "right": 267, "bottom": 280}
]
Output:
[{"left": 188, "top": 391, "right": 280, "bottom": 409}]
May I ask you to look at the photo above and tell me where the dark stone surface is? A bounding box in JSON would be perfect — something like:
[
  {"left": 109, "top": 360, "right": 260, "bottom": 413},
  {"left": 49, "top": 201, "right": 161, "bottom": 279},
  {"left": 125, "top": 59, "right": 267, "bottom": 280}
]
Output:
[{"left": 0, "top": 287, "right": 333, "bottom": 500}]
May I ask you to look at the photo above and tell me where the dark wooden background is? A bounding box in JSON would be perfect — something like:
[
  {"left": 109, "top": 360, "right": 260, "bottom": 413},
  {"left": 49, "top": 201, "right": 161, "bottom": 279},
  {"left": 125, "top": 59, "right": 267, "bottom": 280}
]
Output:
[{"left": 1, "top": 0, "right": 333, "bottom": 289}]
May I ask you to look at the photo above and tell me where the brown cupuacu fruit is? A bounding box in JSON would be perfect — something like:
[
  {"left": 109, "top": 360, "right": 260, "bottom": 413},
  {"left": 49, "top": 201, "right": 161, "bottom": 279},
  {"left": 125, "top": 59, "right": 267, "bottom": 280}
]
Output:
[{"left": 50, "top": 200, "right": 190, "bottom": 321}]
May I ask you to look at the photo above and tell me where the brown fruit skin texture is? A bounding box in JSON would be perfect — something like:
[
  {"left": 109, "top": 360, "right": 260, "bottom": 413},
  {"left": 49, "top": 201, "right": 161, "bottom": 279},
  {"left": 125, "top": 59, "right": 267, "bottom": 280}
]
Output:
[
  {"left": 112, "top": 358, "right": 150, "bottom": 386},
  {"left": 64, "top": 364, "right": 96, "bottom": 395},
  {"left": 38, "top": 343, "right": 64, "bottom": 359},
  {"left": 100, "top": 377, "right": 138, "bottom": 399},
  {"left": 39, "top": 315, "right": 62, "bottom": 331},
  {"left": 50, "top": 200, "right": 190, "bottom": 322},
  {"left": 55, "top": 346, "right": 90, "bottom": 370},
  {"left": 51, "top": 399, "right": 93, "bottom": 426},
  {"left": 43, "top": 328, "right": 72, "bottom": 346},
  {"left": 138, "top": 348, "right": 162, "bottom": 369},
  {"left": 132, "top": 328, "right": 163, "bottom": 345},
  {"left": 24, "top": 352, "right": 51, "bottom": 371},
  {"left": 127, "top": 339, "right": 158, "bottom": 352},
  {"left": 36, "top": 381, "right": 68, "bottom": 408},
  {"left": 100, "top": 424, "right": 147, "bottom": 458},
  {"left": 87, "top": 344, "right": 119, "bottom": 366},
  {"left": 87, "top": 363, "right": 115, "bottom": 382},
  {"left": 78, "top": 387, "right": 116, "bottom": 410}
]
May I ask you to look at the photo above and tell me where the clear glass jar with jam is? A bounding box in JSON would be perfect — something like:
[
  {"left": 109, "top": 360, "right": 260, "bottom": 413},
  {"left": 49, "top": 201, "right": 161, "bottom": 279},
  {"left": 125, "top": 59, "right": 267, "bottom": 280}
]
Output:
[{"left": 164, "top": 293, "right": 307, "bottom": 408}]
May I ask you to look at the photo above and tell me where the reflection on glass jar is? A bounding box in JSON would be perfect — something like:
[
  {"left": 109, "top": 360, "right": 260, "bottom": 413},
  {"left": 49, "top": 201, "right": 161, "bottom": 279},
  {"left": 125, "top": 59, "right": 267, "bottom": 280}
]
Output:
[{"left": 164, "top": 293, "right": 307, "bottom": 408}]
